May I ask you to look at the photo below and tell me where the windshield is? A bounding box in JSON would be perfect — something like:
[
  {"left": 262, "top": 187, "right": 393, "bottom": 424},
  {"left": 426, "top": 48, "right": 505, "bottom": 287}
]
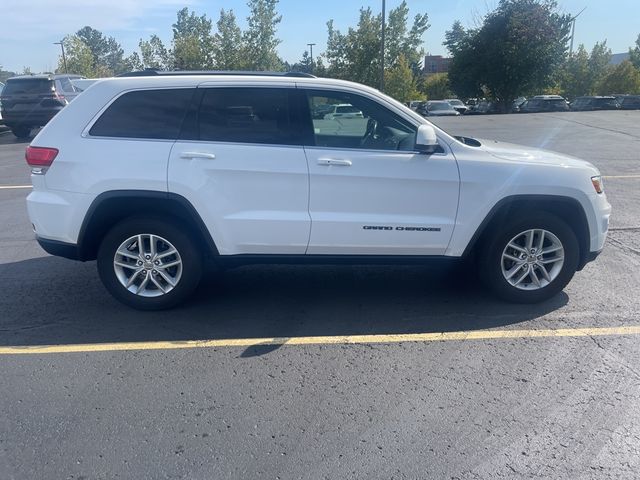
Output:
[
  {"left": 429, "top": 102, "right": 453, "bottom": 111},
  {"left": 3, "top": 78, "right": 53, "bottom": 95}
]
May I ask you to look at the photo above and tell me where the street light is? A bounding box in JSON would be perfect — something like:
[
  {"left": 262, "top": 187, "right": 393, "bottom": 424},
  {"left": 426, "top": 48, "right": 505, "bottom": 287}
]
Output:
[
  {"left": 54, "top": 40, "right": 67, "bottom": 73},
  {"left": 568, "top": 7, "right": 586, "bottom": 56},
  {"left": 307, "top": 43, "right": 316, "bottom": 73},
  {"left": 380, "top": 0, "right": 386, "bottom": 91}
]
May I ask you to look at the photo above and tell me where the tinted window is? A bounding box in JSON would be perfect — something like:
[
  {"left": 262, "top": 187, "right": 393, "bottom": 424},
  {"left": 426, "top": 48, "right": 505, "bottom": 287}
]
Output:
[
  {"left": 195, "top": 88, "right": 297, "bottom": 145},
  {"left": 3, "top": 78, "right": 54, "bottom": 95},
  {"left": 306, "top": 90, "right": 417, "bottom": 151},
  {"left": 90, "top": 89, "right": 194, "bottom": 139}
]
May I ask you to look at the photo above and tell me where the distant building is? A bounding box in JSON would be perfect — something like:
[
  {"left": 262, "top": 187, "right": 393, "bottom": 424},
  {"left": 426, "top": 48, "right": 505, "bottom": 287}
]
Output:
[
  {"left": 423, "top": 55, "right": 451, "bottom": 75},
  {"left": 609, "top": 52, "right": 630, "bottom": 65}
]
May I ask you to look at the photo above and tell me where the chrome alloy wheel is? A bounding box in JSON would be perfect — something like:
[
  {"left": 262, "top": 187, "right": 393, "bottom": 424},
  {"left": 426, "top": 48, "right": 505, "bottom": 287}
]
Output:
[
  {"left": 113, "top": 234, "right": 183, "bottom": 297},
  {"left": 500, "top": 229, "right": 564, "bottom": 291}
]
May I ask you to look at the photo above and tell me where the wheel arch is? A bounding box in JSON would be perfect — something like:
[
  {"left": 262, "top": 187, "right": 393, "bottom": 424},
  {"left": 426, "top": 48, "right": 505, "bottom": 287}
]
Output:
[
  {"left": 463, "top": 195, "right": 591, "bottom": 270},
  {"left": 77, "top": 190, "right": 219, "bottom": 261}
]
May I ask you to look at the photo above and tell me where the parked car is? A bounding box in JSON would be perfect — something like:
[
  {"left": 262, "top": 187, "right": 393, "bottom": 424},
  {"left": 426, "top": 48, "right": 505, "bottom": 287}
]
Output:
[
  {"left": 444, "top": 99, "right": 469, "bottom": 114},
  {"left": 512, "top": 97, "right": 527, "bottom": 112},
  {"left": 467, "top": 99, "right": 499, "bottom": 115},
  {"left": 519, "top": 95, "right": 569, "bottom": 113},
  {"left": 0, "top": 73, "right": 84, "bottom": 138},
  {"left": 419, "top": 100, "right": 460, "bottom": 116},
  {"left": 570, "top": 96, "right": 619, "bottom": 111},
  {"left": 25, "top": 71, "right": 610, "bottom": 309},
  {"left": 323, "top": 103, "right": 364, "bottom": 119},
  {"left": 614, "top": 95, "right": 640, "bottom": 110},
  {"left": 408, "top": 100, "right": 423, "bottom": 111}
]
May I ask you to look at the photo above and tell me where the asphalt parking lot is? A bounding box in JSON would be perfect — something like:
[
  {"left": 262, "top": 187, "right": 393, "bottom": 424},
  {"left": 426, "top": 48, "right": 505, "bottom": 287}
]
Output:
[{"left": 1, "top": 111, "right": 639, "bottom": 479}]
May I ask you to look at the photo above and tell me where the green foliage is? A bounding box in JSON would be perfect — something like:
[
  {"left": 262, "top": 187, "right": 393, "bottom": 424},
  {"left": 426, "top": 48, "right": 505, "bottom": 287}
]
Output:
[
  {"left": 242, "top": 0, "right": 283, "bottom": 70},
  {"left": 598, "top": 61, "right": 640, "bottom": 95},
  {"left": 445, "top": 0, "right": 571, "bottom": 109},
  {"left": 0, "top": 68, "right": 18, "bottom": 83},
  {"left": 629, "top": 34, "right": 640, "bottom": 69},
  {"left": 560, "top": 42, "right": 611, "bottom": 99},
  {"left": 384, "top": 55, "right": 422, "bottom": 103},
  {"left": 212, "top": 9, "right": 244, "bottom": 70},
  {"left": 420, "top": 73, "right": 453, "bottom": 100},
  {"left": 57, "top": 35, "right": 100, "bottom": 77},
  {"left": 139, "top": 35, "right": 171, "bottom": 69},
  {"left": 76, "top": 26, "right": 128, "bottom": 75},
  {"left": 324, "top": 1, "right": 429, "bottom": 89},
  {"left": 172, "top": 8, "right": 215, "bottom": 69}
]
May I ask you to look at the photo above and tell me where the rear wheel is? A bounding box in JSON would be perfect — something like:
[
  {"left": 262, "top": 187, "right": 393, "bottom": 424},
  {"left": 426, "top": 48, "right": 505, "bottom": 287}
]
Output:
[
  {"left": 97, "top": 217, "right": 203, "bottom": 310},
  {"left": 11, "top": 126, "right": 32, "bottom": 139},
  {"left": 478, "top": 213, "right": 579, "bottom": 303}
]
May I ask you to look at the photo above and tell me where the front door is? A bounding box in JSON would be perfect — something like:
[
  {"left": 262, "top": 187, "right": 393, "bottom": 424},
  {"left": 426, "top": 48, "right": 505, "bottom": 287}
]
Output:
[{"left": 302, "top": 88, "right": 460, "bottom": 255}]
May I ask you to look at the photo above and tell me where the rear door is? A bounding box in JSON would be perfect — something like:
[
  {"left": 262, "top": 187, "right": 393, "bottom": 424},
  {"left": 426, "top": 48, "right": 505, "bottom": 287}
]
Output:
[
  {"left": 301, "top": 88, "right": 460, "bottom": 255},
  {"left": 168, "top": 83, "right": 311, "bottom": 255}
]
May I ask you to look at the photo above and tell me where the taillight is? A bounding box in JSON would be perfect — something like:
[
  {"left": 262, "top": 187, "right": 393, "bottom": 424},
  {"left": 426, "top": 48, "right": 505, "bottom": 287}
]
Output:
[{"left": 25, "top": 146, "right": 58, "bottom": 174}]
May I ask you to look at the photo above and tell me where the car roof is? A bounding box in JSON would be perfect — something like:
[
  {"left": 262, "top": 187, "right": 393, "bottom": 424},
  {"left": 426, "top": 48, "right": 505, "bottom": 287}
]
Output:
[{"left": 7, "top": 74, "right": 84, "bottom": 81}]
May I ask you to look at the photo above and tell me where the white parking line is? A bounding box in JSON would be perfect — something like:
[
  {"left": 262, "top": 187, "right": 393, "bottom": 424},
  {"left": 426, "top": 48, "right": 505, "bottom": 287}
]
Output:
[{"left": 603, "top": 175, "right": 640, "bottom": 179}]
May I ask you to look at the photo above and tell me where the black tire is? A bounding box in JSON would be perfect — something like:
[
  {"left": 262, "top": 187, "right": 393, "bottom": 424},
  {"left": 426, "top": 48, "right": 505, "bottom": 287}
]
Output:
[
  {"left": 97, "top": 217, "right": 203, "bottom": 310},
  {"left": 477, "top": 213, "right": 579, "bottom": 303},
  {"left": 11, "top": 126, "right": 32, "bottom": 139}
]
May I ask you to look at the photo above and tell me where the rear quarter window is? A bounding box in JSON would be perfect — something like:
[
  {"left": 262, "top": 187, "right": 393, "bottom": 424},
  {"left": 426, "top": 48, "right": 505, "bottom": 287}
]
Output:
[{"left": 89, "top": 89, "right": 195, "bottom": 140}]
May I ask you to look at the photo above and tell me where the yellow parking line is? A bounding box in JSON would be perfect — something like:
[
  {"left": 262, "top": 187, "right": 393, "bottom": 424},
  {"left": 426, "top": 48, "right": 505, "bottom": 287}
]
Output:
[
  {"left": 0, "top": 185, "right": 32, "bottom": 190},
  {"left": 1, "top": 325, "right": 639, "bottom": 355}
]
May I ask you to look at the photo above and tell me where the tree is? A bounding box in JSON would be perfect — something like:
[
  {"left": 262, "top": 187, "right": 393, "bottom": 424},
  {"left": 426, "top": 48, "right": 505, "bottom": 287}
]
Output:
[
  {"left": 242, "top": 0, "right": 283, "bottom": 70},
  {"left": 629, "top": 34, "right": 640, "bottom": 69},
  {"left": 290, "top": 50, "right": 313, "bottom": 74},
  {"left": 384, "top": 55, "right": 421, "bottom": 102},
  {"left": 324, "top": 2, "right": 429, "bottom": 88},
  {"left": 212, "top": 9, "right": 244, "bottom": 70},
  {"left": 421, "top": 73, "right": 453, "bottom": 100},
  {"left": 598, "top": 60, "right": 640, "bottom": 95},
  {"left": 559, "top": 41, "right": 613, "bottom": 99},
  {"left": 139, "top": 35, "right": 171, "bottom": 69},
  {"left": 76, "top": 26, "right": 128, "bottom": 75},
  {"left": 445, "top": 0, "right": 571, "bottom": 110},
  {"left": 57, "top": 35, "right": 99, "bottom": 77},
  {"left": 172, "top": 8, "right": 215, "bottom": 69}
]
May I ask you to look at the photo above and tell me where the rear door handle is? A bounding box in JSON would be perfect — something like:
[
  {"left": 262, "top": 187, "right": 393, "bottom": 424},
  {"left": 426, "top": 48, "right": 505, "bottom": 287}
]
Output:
[
  {"left": 317, "top": 158, "right": 352, "bottom": 166},
  {"left": 180, "top": 152, "right": 216, "bottom": 160}
]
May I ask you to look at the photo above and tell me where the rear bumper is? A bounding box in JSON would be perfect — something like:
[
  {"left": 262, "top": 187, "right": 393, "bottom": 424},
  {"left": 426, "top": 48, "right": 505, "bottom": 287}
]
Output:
[
  {"left": 2, "top": 109, "right": 61, "bottom": 127},
  {"left": 36, "top": 236, "right": 81, "bottom": 260}
]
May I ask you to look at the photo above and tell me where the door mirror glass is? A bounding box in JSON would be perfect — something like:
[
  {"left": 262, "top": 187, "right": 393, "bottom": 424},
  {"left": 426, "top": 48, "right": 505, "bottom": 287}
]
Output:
[{"left": 415, "top": 124, "right": 439, "bottom": 153}]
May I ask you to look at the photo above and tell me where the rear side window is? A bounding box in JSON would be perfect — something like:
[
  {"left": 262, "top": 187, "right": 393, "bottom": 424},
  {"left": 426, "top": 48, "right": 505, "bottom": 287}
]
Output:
[
  {"left": 90, "top": 89, "right": 194, "bottom": 139},
  {"left": 3, "top": 78, "right": 54, "bottom": 95},
  {"left": 193, "top": 87, "right": 298, "bottom": 145}
]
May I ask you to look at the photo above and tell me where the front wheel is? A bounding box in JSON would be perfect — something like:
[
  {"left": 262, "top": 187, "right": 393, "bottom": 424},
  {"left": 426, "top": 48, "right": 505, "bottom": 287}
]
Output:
[
  {"left": 97, "top": 217, "right": 203, "bottom": 310},
  {"left": 478, "top": 214, "right": 579, "bottom": 303}
]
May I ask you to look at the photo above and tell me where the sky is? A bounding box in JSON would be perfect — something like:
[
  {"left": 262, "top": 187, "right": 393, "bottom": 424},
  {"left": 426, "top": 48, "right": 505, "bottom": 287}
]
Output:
[{"left": 1, "top": 0, "right": 639, "bottom": 74}]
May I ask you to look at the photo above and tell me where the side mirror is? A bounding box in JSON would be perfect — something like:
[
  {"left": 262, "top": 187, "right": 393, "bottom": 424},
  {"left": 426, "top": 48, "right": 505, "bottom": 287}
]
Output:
[{"left": 415, "top": 124, "right": 439, "bottom": 154}]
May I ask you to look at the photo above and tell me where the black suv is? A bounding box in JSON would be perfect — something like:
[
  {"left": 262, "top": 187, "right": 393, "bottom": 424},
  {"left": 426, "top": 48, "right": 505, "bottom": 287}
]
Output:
[
  {"left": 519, "top": 95, "right": 569, "bottom": 113},
  {"left": 0, "top": 74, "right": 83, "bottom": 138}
]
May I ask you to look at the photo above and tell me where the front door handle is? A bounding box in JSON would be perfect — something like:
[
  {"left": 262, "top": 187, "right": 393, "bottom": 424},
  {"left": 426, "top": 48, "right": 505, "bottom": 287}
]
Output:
[
  {"left": 317, "top": 158, "right": 352, "bottom": 166},
  {"left": 180, "top": 152, "right": 216, "bottom": 160}
]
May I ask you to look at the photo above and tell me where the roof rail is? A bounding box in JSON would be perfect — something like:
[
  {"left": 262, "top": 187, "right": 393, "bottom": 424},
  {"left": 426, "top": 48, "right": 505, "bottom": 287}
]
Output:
[{"left": 116, "top": 69, "right": 316, "bottom": 79}]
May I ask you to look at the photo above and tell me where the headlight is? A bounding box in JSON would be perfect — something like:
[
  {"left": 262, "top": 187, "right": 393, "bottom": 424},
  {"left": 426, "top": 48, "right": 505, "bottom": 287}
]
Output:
[{"left": 591, "top": 176, "right": 604, "bottom": 194}]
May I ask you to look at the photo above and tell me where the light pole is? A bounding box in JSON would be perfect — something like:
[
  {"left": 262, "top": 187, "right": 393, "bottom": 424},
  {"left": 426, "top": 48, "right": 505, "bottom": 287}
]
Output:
[
  {"left": 54, "top": 40, "right": 67, "bottom": 73},
  {"left": 307, "top": 43, "right": 316, "bottom": 73},
  {"left": 380, "top": 0, "right": 386, "bottom": 91},
  {"left": 569, "top": 7, "right": 586, "bottom": 56}
]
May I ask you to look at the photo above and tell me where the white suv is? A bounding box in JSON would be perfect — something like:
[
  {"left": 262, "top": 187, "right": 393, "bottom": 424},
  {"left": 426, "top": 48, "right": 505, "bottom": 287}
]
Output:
[{"left": 25, "top": 71, "right": 611, "bottom": 310}]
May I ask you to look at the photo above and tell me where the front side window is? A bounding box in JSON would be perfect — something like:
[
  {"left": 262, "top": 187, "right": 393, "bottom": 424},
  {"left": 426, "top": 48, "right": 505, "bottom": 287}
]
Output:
[
  {"left": 194, "top": 87, "right": 297, "bottom": 145},
  {"left": 90, "top": 89, "right": 194, "bottom": 139},
  {"left": 305, "top": 89, "right": 417, "bottom": 151}
]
